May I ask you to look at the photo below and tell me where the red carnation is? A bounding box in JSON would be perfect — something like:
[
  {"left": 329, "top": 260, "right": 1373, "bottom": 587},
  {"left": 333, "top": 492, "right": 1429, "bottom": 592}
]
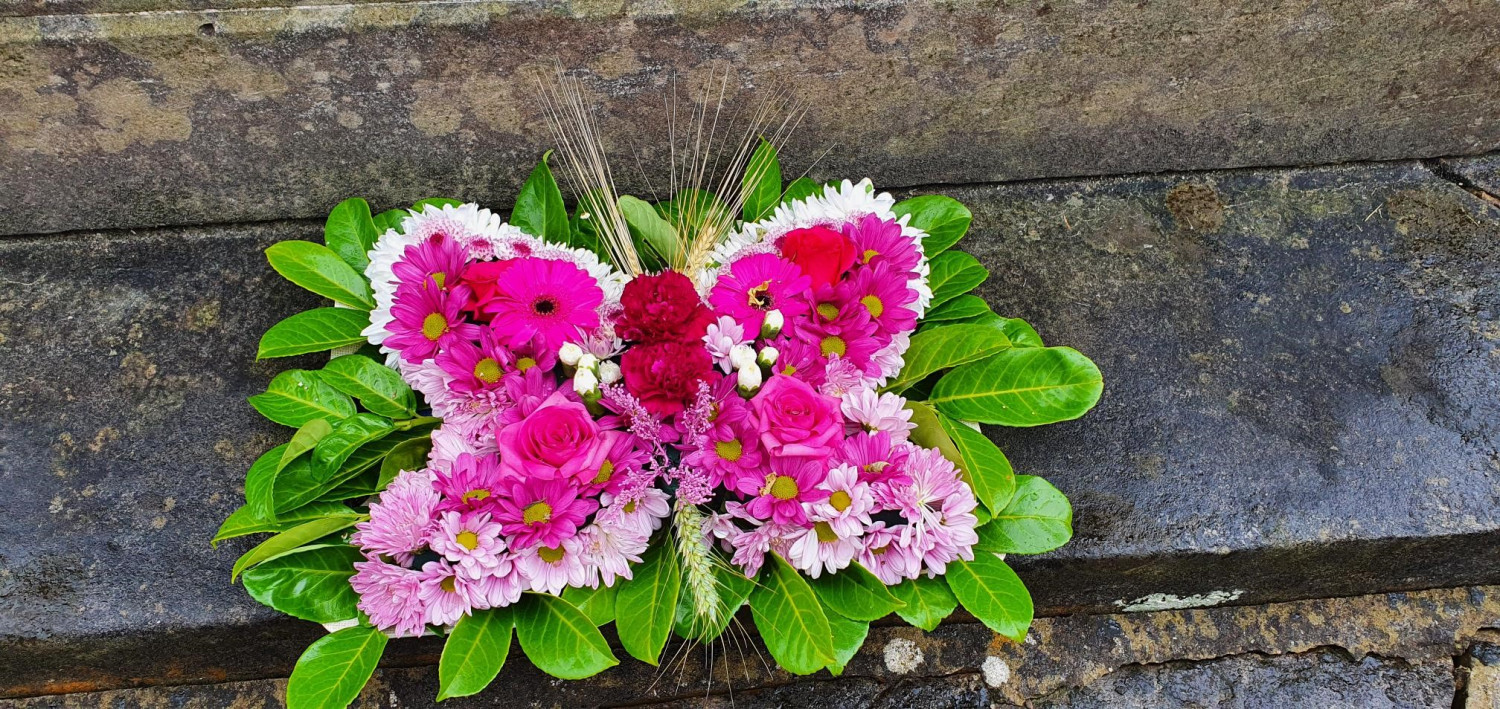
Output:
[
  {"left": 620, "top": 340, "right": 713, "bottom": 417},
  {"left": 616, "top": 270, "right": 714, "bottom": 344},
  {"left": 777, "top": 225, "right": 858, "bottom": 289}
]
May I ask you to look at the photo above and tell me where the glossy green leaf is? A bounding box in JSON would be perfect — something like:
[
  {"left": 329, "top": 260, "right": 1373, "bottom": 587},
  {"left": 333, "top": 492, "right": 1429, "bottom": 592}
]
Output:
[
  {"left": 657, "top": 189, "right": 730, "bottom": 236},
  {"left": 323, "top": 197, "right": 379, "bottom": 272},
  {"left": 894, "top": 194, "right": 972, "bottom": 256},
  {"left": 618, "top": 195, "right": 679, "bottom": 270},
  {"left": 266, "top": 241, "right": 375, "bottom": 310},
  {"left": 978, "top": 475, "right": 1073, "bottom": 554},
  {"left": 889, "top": 575, "right": 958, "bottom": 631},
  {"left": 320, "top": 355, "right": 416, "bottom": 419},
  {"left": 372, "top": 208, "right": 407, "bottom": 235},
  {"left": 212, "top": 501, "right": 355, "bottom": 547},
  {"left": 281, "top": 419, "right": 333, "bottom": 473},
  {"left": 275, "top": 426, "right": 436, "bottom": 513},
  {"left": 807, "top": 562, "right": 904, "bottom": 622},
  {"left": 946, "top": 553, "right": 1033, "bottom": 642},
  {"left": 243, "top": 545, "right": 363, "bottom": 623},
  {"left": 780, "top": 177, "right": 820, "bottom": 206},
  {"left": 742, "top": 137, "right": 782, "bottom": 221},
  {"left": 820, "top": 600, "right": 870, "bottom": 676},
  {"left": 673, "top": 562, "right": 755, "bottom": 642},
  {"left": 249, "top": 370, "right": 356, "bottom": 428},
  {"left": 313, "top": 414, "right": 396, "bottom": 481},
  {"left": 563, "top": 584, "right": 617, "bottom": 627},
  {"left": 935, "top": 414, "right": 1017, "bottom": 514},
  {"left": 286, "top": 625, "right": 387, "bottom": 709},
  {"left": 316, "top": 469, "right": 381, "bottom": 502},
  {"left": 749, "top": 554, "right": 836, "bottom": 675},
  {"left": 926, "top": 250, "right": 989, "bottom": 310},
  {"left": 378, "top": 437, "right": 432, "bottom": 489},
  {"left": 511, "top": 151, "right": 570, "bottom": 245},
  {"left": 413, "top": 198, "right": 462, "bottom": 210},
  {"left": 929, "top": 347, "right": 1104, "bottom": 426},
  {"left": 884, "top": 322, "right": 1011, "bottom": 394},
  {"left": 513, "top": 593, "right": 619, "bottom": 680},
  {"left": 615, "top": 537, "right": 681, "bottom": 665},
  {"left": 438, "top": 606, "right": 516, "bottom": 701},
  {"left": 231, "top": 516, "right": 361, "bottom": 581},
  {"left": 257, "top": 308, "right": 370, "bottom": 359},
  {"left": 922, "top": 294, "right": 992, "bottom": 324},
  {"left": 904, "top": 401, "right": 964, "bottom": 468},
  {"left": 999, "top": 317, "right": 1043, "bottom": 348},
  {"left": 244, "top": 443, "right": 289, "bottom": 521}
]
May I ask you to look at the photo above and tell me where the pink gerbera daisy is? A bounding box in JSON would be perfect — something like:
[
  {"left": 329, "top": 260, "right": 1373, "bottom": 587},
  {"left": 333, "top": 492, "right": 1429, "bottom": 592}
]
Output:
[
  {"left": 393, "top": 233, "right": 468, "bottom": 293},
  {"left": 492, "top": 477, "right": 597, "bottom": 549},
  {"left": 843, "top": 213, "right": 921, "bottom": 275},
  {"left": 385, "top": 280, "right": 481, "bottom": 363},
  {"left": 475, "top": 258, "right": 603, "bottom": 352},
  {"left": 351, "top": 469, "right": 438, "bottom": 566},
  {"left": 743, "top": 457, "right": 831, "bottom": 526},
  {"left": 351, "top": 558, "right": 427, "bottom": 637},
  {"left": 433, "top": 453, "right": 506, "bottom": 514},
  {"left": 709, "top": 253, "right": 812, "bottom": 335}
]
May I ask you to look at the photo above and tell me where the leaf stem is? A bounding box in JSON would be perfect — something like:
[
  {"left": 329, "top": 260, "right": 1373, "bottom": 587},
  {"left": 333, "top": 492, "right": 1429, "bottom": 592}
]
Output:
[{"left": 393, "top": 416, "right": 440, "bottom": 431}]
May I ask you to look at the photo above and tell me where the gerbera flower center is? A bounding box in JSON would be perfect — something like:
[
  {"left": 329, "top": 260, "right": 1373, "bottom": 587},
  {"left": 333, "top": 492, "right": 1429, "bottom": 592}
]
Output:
[
  {"left": 537, "top": 545, "right": 565, "bottom": 563},
  {"left": 715, "top": 439, "right": 744, "bottom": 462},
  {"left": 421, "top": 313, "right": 449, "bottom": 341},
  {"left": 747, "top": 281, "right": 775, "bottom": 310},
  {"left": 455, "top": 530, "right": 480, "bottom": 551},
  {"left": 829, "top": 490, "right": 852, "bottom": 512},
  {"left": 516, "top": 357, "right": 537, "bottom": 372},
  {"left": 820, "top": 336, "right": 847, "bottom": 357},
  {"left": 768, "top": 474, "right": 799, "bottom": 500},
  {"left": 532, "top": 297, "right": 558, "bottom": 315},
  {"left": 860, "top": 295, "right": 884, "bottom": 318},
  {"left": 440, "top": 576, "right": 457, "bottom": 593},
  {"left": 522, "top": 501, "right": 553, "bottom": 525},
  {"left": 473, "top": 357, "right": 502, "bottom": 383},
  {"left": 592, "top": 460, "right": 615, "bottom": 485},
  {"left": 816, "top": 303, "right": 840, "bottom": 320},
  {"left": 814, "top": 521, "right": 839, "bottom": 543},
  {"left": 861, "top": 248, "right": 880, "bottom": 264},
  {"left": 462, "top": 488, "right": 491, "bottom": 503}
]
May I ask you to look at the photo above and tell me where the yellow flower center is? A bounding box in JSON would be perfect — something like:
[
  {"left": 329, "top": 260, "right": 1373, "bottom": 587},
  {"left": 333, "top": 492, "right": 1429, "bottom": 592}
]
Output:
[
  {"left": 421, "top": 312, "right": 449, "bottom": 341},
  {"left": 715, "top": 439, "right": 743, "bottom": 462},
  {"left": 440, "top": 576, "right": 457, "bottom": 593},
  {"left": 473, "top": 357, "right": 502, "bottom": 383},
  {"left": 592, "top": 460, "right": 615, "bottom": 485},
  {"left": 462, "top": 488, "right": 490, "bottom": 503},
  {"left": 522, "top": 501, "right": 552, "bottom": 525},
  {"left": 516, "top": 356, "right": 537, "bottom": 372},
  {"left": 860, "top": 294, "right": 884, "bottom": 318},
  {"left": 861, "top": 248, "right": 880, "bottom": 264},
  {"left": 624, "top": 500, "right": 638, "bottom": 514},
  {"left": 814, "top": 521, "right": 839, "bottom": 543},
  {"left": 829, "top": 490, "right": 852, "bottom": 512},
  {"left": 820, "top": 336, "right": 847, "bottom": 357},
  {"left": 816, "top": 303, "right": 840, "bottom": 320},
  {"left": 871, "top": 543, "right": 890, "bottom": 556},
  {"left": 780, "top": 365, "right": 798, "bottom": 376},
  {"left": 768, "top": 474, "right": 799, "bottom": 501},
  {"left": 432, "top": 272, "right": 447, "bottom": 289},
  {"left": 537, "top": 545, "right": 565, "bottom": 563},
  {"left": 455, "top": 530, "right": 479, "bottom": 551}
]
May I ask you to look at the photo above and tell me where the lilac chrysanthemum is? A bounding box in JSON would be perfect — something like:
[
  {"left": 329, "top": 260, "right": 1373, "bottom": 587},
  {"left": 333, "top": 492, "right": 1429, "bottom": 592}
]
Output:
[
  {"left": 857, "top": 521, "right": 923, "bottom": 584},
  {"left": 351, "top": 558, "right": 427, "bottom": 637},
  {"left": 352, "top": 469, "right": 439, "bottom": 566}
]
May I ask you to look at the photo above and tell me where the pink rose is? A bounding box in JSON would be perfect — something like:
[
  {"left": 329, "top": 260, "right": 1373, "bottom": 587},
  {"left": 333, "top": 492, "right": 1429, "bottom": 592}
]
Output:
[
  {"left": 751, "top": 375, "right": 844, "bottom": 459},
  {"left": 496, "top": 390, "right": 614, "bottom": 482}
]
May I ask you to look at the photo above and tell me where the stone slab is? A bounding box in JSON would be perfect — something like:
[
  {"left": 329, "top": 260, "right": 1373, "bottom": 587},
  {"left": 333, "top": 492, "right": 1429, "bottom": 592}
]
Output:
[
  {"left": 3, "top": 160, "right": 1500, "bottom": 695},
  {"left": 3, "top": 0, "right": 1500, "bottom": 236},
  {"left": 1442, "top": 154, "right": 1500, "bottom": 198}
]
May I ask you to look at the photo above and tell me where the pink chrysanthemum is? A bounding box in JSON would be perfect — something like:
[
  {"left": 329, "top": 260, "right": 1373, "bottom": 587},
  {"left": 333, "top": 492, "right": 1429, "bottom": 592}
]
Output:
[
  {"left": 789, "top": 314, "right": 879, "bottom": 377},
  {"left": 351, "top": 558, "right": 427, "bottom": 638},
  {"left": 766, "top": 334, "right": 829, "bottom": 387},
  {"left": 386, "top": 280, "right": 481, "bottom": 363},
  {"left": 841, "top": 387, "right": 917, "bottom": 440},
  {"left": 879, "top": 446, "right": 968, "bottom": 553},
  {"left": 819, "top": 355, "right": 867, "bottom": 398},
  {"left": 709, "top": 253, "right": 812, "bottom": 335},
  {"left": 516, "top": 535, "right": 591, "bottom": 595},
  {"left": 435, "top": 327, "right": 515, "bottom": 394},
  {"left": 743, "top": 457, "right": 831, "bottom": 526},
  {"left": 494, "top": 366, "right": 566, "bottom": 429},
  {"left": 843, "top": 213, "right": 921, "bottom": 275},
  {"left": 727, "top": 522, "right": 797, "bottom": 578},
  {"left": 786, "top": 520, "right": 861, "bottom": 579},
  {"left": 416, "top": 560, "right": 478, "bottom": 627},
  {"left": 837, "top": 262, "right": 918, "bottom": 342},
  {"left": 810, "top": 463, "right": 875, "bottom": 537},
  {"left": 432, "top": 453, "right": 506, "bottom": 514},
  {"left": 858, "top": 521, "right": 923, "bottom": 585},
  {"left": 475, "top": 258, "right": 603, "bottom": 352},
  {"left": 918, "top": 488, "right": 980, "bottom": 575},
  {"left": 492, "top": 478, "right": 597, "bottom": 550},
  {"left": 429, "top": 510, "right": 508, "bottom": 580},
  {"left": 838, "top": 432, "right": 913, "bottom": 487},
  {"left": 352, "top": 469, "right": 439, "bottom": 566},
  {"left": 392, "top": 233, "right": 468, "bottom": 293}
]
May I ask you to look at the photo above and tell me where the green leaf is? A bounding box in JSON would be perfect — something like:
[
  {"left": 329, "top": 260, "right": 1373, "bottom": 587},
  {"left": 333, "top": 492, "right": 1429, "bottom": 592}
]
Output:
[
  {"left": 242, "top": 545, "right": 363, "bottom": 623},
  {"left": 438, "top": 607, "right": 516, "bottom": 701},
  {"left": 926, "top": 250, "right": 989, "bottom": 310},
  {"left": 889, "top": 575, "right": 958, "bottom": 631},
  {"left": 615, "top": 537, "right": 680, "bottom": 665},
  {"left": 978, "top": 475, "right": 1073, "bottom": 554},
  {"left": 618, "top": 195, "right": 680, "bottom": 270},
  {"left": 742, "top": 137, "right": 782, "bottom": 221},
  {"left": 511, "top": 151, "right": 570, "bottom": 245},
  {"left": 673, "top": 562, "right": 755, "bottom": 642},
  {"left": 780, "top": 177, "right": 820, "bottom": 206},
  {"left": 894, "top": 195, "right": 972, "bottom": 256},
  {"left": 378, "top": 437, "right": 432, "bottom": 489},
  {"left": 320, "top": 355, "right": 416, "bottom": 419},
  {"left": 286, "top": 625, "right": 387, "bottom": 709},
  {"left": 212, "top": 501, "right": 355, "bottom": 547},
  {"left": 257, "top": 308, "right": 370, "bottom": 359},
  {"left": 904, "top": 401, "right": 964, "bottom": 468},
  {"left": 281, "top": 419, "right": 333, "bottom": 473},
  {"left": 820, "top": 601, "right": 870, "bottom": 676},
  {"left": 563, "top": 584, "right": 617, "bottom": 627},
  {"left": 249, "top": 370, "right": 357, "bottom": 428},
  {"left": 946, "top": 553, "right": 1034, "bottom": 642},
  {"left": 923, "top": 294, "right": 992, "bottom": 324},
  {"left": 806, "top": 563, "right": 904, "bottom": 622},
  {"left": 513, "top": 593, "right": 619, "bottom": 680},
  {"left": 749, "top": 554, "right": 836, "bottom": 675},
  {"left": 244, "top": 443, "right": 289, "bottom": 521},
  {"left": 313, "top": 414, "right": 396, "bottom": 481},
  {"left": 935, "top": 415, "right": 1017, "bottom": 514},
  {"left": 413, "top": 198, "right": 462, "bottom": 211},
  {"left": 929, "top": 347, "right": 1104, "bottom": 426},
  {"left": 231, "top": 516, "right": 361, "bottom": 581},
  {"left": 266, "top": 241, "right": 375, "bottom": 310},
  {"left": 372, "top": 208, "right": 407, "bottom": 235},
  {"left": 323, "top": 198, "right": 379, "bottom": 272},
  {"left": 657, "top": 189, "right": 730, "bottom": 236},
  {"left": 884, "top": 322, "right": 1011, "bottom": 395},
  {"left": 999, "top": 317, "right": 1043, "bottom": 348},
  {"left": 274, "top": 426, "right": 437, "bottom": 513}
]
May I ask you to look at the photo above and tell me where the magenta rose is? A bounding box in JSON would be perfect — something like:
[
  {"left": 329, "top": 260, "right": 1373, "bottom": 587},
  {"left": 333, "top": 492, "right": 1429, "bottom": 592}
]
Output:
[
  {"left": 496, "top": 389, "right": 614, "bottom": 482},
  {"left": 751, "top": 374, "right": 844, "bottom": 459}
]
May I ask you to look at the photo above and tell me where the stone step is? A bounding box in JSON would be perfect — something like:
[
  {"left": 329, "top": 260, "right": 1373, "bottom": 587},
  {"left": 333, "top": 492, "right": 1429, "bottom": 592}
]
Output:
[
  {"left": 2, "top": 0, "right": 1498, "bottom": 235},
  {"left": 2, "top": 158, "right": 1499, "bottom": 697}
]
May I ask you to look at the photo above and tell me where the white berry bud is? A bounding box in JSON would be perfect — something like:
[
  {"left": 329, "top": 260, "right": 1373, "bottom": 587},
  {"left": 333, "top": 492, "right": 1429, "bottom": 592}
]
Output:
[
  {"left": 737, "top": 363, "right": 763, "bottom": 393},
  {"left": 730, "top": 344, "right": 757, "bottom": 370},
  {"left": 597, "top": 361, "right": 622, "bottom": 384},
  {"left": 577, "top": 353, "right": 599, "bottom": 370},
  {"left": 558, "top": 342, "right": 584, "bottom": 366},
  {"left": 758, "top": 346, "right": 779, "bottom": 367},
  {"left": 573, "top": 367, "right": 600, "bottom": 396},
  {"left": 761, "top": 309, "right": 784, "bottom": 338}
]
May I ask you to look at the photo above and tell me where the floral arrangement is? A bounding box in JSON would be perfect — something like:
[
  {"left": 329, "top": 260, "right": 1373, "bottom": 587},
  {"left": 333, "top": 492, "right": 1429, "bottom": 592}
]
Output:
[{"left": 218, "top": 91, "right": 1102, "bottom": 708}]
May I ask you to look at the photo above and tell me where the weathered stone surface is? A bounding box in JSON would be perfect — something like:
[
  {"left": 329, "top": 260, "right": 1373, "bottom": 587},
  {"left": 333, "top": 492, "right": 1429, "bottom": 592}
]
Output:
[
  {"left": 3, "top": 0, "right": 1499, "bottom": 236},
  {"left": 1442, "top": 154, "right": 1500, "bottom": 199},
  {"left": 3, "top": 160, "right": 1500, "bottom": 696},
  {"left": 1464, "top": 641, "right": 1500, "bottom": 709}
]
